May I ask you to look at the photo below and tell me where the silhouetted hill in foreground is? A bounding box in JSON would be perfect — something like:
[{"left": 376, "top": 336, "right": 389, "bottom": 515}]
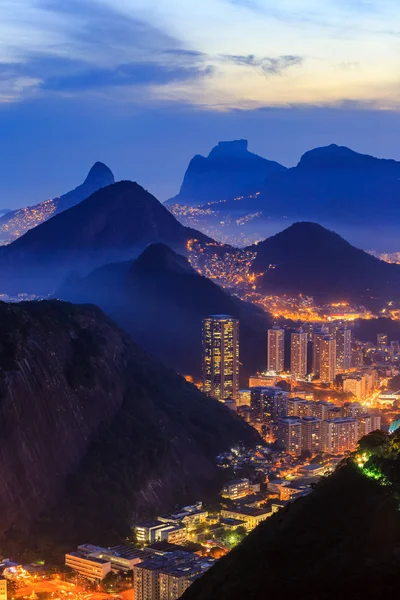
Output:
[
  {"left": 167, "top": 140, "right": 285, "bottom": 206},
  {"left": 248, "top": 222, "right": 400, "bottom": 303},
  {"left": 58, "top": 243, "right": 271, "bottom": 381},
  {"left": 0, "top": 162, "right": 114, "bottom": 242},
  {"left": 0, "top": 181, "right": 211, "bottom": 295},
  {"left": 183, "top": 431, "right": 400, "bottom": 600},
  {"left": 0, "top": 300, "right": 258, "bottom": 560}
]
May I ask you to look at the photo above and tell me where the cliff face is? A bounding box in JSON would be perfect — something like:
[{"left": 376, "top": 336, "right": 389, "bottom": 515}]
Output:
[
  {"left": 167, "top": 140, "right": 286, "bottom": 206},
  {"left": 0, "top": 301, "right": 258, "bottom": 557},
  {"left": 0, "top": 301, "right": 132, "bottom": 536}
]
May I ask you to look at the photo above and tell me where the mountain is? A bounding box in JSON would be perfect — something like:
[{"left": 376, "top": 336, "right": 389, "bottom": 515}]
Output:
[
  {"left": 219, "top": 144, "right": 400, "bottom": 222},
  {"left": 167, "top": 140, "right": 286, "bottom": 206},
  {"left": 0, "top": 162, "right": 114, "bottom": 243},
  {"left": 183, "top": 431, "right": 400, "bottom": 600},
  {"left": 0, "top": 300, "right": 258, "bottom": 560},
  {"left": 0, "top": 181, "right": 211, "bottom": 295},
  {"left": 248, "top": 222, "right": 400, "bottom": 303},
  {"left": 58, "top": 243, "right": 271, "bottom": 381}
]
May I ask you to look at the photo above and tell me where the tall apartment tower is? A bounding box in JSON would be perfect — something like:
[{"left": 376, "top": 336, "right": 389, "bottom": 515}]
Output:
[
  {"left": 319, "top": 336, "right": 337, "bottom": 383},
  {"left": 267, "top": 327, "right": 285, "bottom": 373},
  {"left": 312, "top": 327, "right": 328, "bottom": 377},
  {"left": 202, "top": 315, "right": 239, "bottom": 402},
  {"left": 336, "top": 327, "right": 352, "bottom": 373},
  {"left": 290, "top": 331, "right": 308, "bottom": 378}
]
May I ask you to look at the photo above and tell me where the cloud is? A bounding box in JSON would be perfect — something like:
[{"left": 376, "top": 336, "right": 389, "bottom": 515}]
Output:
[
  {"left": 221, "top": 54, "right": 304, "bottom": 75},
  {"left": 0, "top": 0, "right": 215, "bottom": 101}
]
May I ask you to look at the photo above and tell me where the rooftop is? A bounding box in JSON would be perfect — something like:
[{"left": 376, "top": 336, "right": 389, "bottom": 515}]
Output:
[{"left": 66, "top": 552, "right": 110, "bottom": 565}]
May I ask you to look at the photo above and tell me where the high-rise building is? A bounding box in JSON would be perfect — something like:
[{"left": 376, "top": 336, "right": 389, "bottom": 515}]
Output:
[
  {"left": 202, "top": 315, "right": 239, "bottom": 402},
  {"left": 267, "top": 327, "right": 285, "bottom": 373},
  {"left": 351, "top": 347, "right": 364, "bottom": 368},
  {"left": 290, "top": 331, "right": 308, "bottom": 378},
  {"left": 336, "top": 327, "right": 352, "bottom": 373},
  {"left": 287, "top": 397, "right": 313, "bottom": 417},
  {"left": 301, "top": 416, "right": 322, "bottom": 454},
  {"left": 312, "top": 327, "right": 328, "bottom": 377},
  {"left": 312, "top": 401, "right": 342, "bottom": 421},
  {"left": 357, "top": 414, "right": 381, "bottom": 439},
  {"left": 277, "top": 417, "right": 302, "bottom": 455},
  {"left": 322, "top": 417, "right": 358, "bottom": 454},
  {"left": 319, "top": 336, "right": 336, "bottom": 383},
  {"left": 390, "top": 341, "right": 400, "bottom": 357},
  {"left": 377, "top": 333, "right": 388, "bottom": 348},
  {"left": 250, "top": 387, "right": 288, "bottom": 424},
  {"left": 343, "top": 402, "right": 365, "bottom": 419}
]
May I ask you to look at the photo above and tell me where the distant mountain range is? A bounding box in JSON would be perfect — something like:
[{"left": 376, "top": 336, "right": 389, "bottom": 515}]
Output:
[
  {"left": 0, "top": 300, "right": 257, "bottom": 558},
  {"left": 58, "top": 243, "right": 270, "bottom": 381},
  {"left": 237, "top": 144, "right": 400, "bottom": 222},
  {"left": 248, "top": 222, "right": 400, "bottom": 303},
  {"left": 167, "top": 140, "right": 286, "bottom": 206},
  {"left": 0, "top": 162, "right": 114, "bottom": 243},
  {"left": 168, "top": 142, "right": 400, "bottom": 226},
  {"left": 0, "top": 181, "right": 211, "bottom": 295}
]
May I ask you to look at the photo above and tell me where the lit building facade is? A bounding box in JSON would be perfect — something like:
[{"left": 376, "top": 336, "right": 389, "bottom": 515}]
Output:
[
  {"left": 250, "top": 387, "right": 288, "bottom": 424},
  {"left": 322, "top": 417, "right": 358, "bottom": 454},
  {"left": 290, "top": 331, "right": 308, "bottom": 378},
  {"left": 65, "top": 552, "right": 111, "bottom": 581},
  {"left": 336, "top": 327, "right": 352, "bottom": 372},
  {"left": 202, "top": 315, "right": 239, "bottom": 402},
  {"left": 358, "top": 414, "right": 381, "bottom": 438},
  {"left": 312, "top": 327, "right": 328, "bottom": 377},
  {"left": 301, "top": 416, "right": 322, "bottom": 454},
  {"left": 0, "top": 577, "right": 7, "bottom": 600},
  {"left": 277, "top": 417, "right": 302, "bottom": 455},
  {"left": 267, "top": 327, "right": 285, "bottom": 373},
  {"left": 319, "top": 336, "right": 336, "bottom": 383},
  {"left": 221, "top": 478, "right": 250, "bottom": 500}
]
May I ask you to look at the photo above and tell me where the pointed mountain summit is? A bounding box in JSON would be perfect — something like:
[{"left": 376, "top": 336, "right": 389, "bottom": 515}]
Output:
[
  {"left": 58, "top": 243, "right": 270, "bottom": 380},
  {"left": 130, "top": 242, "right": 197, "bottom": 277},
  {"left": 167, "top": 139, "right": 286, "bottom": 206},
  {"left": 248, "top": 222, "right": 400, "bottom": 302},
  {"left": 82, "top": 161, "right": 114, "bottom": 187},
  {"left": 0, "top": 162, "right": 115, "bottom": 243},
  {"left": 0, "top": 181, "right": 211, "bottom": 295}
]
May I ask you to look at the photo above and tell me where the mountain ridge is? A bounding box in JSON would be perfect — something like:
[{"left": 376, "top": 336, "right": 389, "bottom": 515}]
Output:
[
  {"left": 0, "top": 162, "right": 114, "bottom": 243},
  {"left": 248, "top": 221, "right": 400, "bottom": 303},
  {"left": 58, "top": 243, "right": 271, "bottom": 381},
  {"left": 0, "top": 181, "right": 211, "bottom": 295}
]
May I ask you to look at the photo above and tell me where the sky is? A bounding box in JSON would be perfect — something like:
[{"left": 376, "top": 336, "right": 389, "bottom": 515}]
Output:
[{"left": 1, "top": 0, "right": 400, "bottom": 207}]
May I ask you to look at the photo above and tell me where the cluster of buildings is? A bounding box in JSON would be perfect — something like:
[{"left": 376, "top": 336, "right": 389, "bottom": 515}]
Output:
[
  {"left": 267, "top": 323, "right": 353, "bottom": 383},
  {"left": 65, "top": 542, "right": 214, "bottom": 600},
  {"left": 201, "top": 317, "right": 359, "bottom": 407},
  {"left": 247, "top": 387, "right": 380, "bottom": 455}
]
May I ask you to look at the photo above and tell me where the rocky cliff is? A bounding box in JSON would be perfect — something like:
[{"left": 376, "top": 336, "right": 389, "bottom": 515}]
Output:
[{"left": 0, "top": 301, "right": 257, "bottom": 558}]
